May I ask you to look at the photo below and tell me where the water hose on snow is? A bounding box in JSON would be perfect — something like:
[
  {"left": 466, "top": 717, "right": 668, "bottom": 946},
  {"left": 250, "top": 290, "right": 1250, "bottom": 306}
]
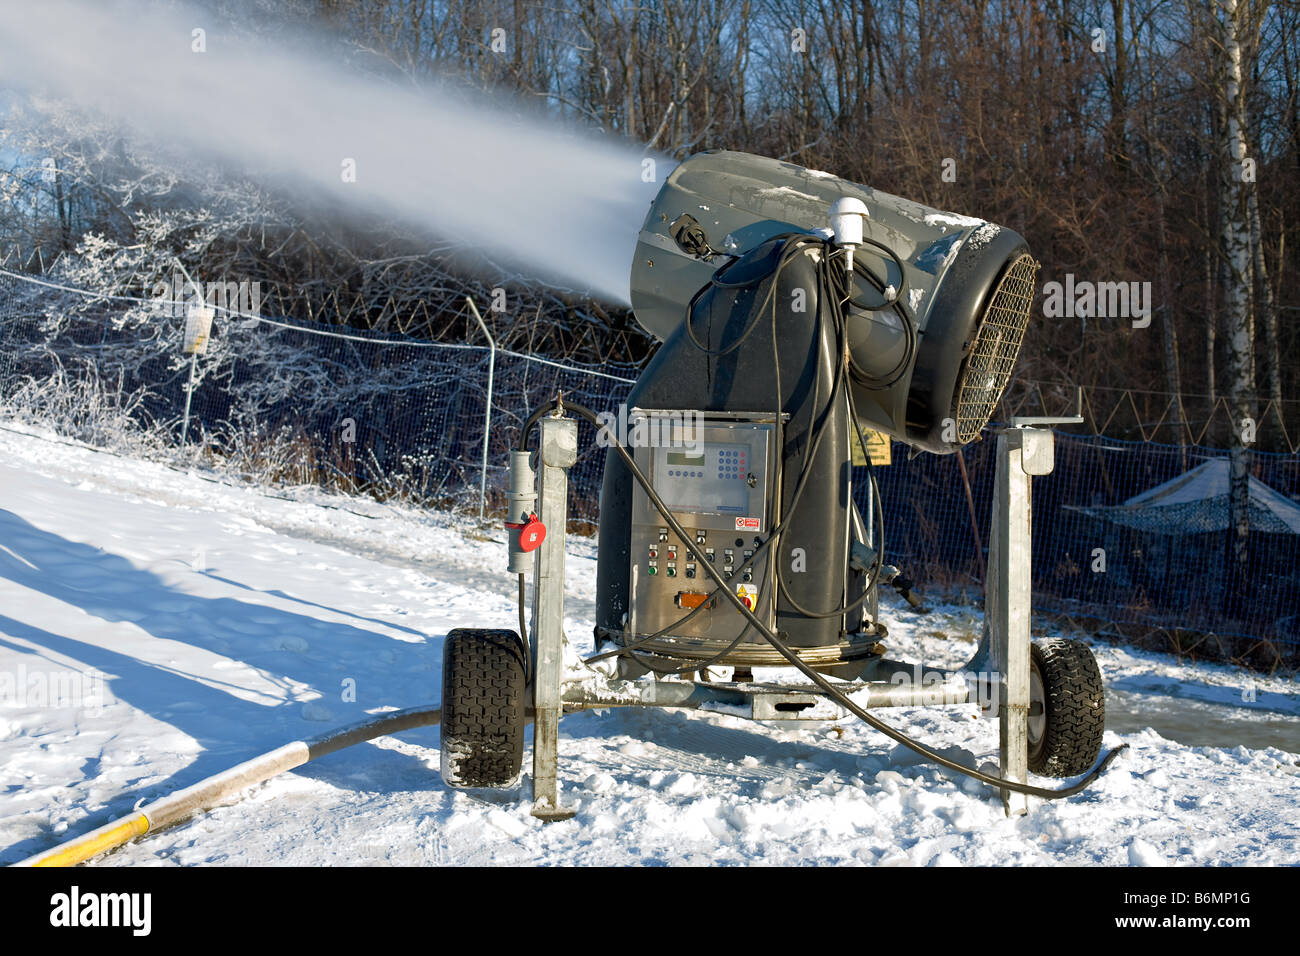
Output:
[{"left": 17, "top": 704, "right": 448, "bottom": 867}]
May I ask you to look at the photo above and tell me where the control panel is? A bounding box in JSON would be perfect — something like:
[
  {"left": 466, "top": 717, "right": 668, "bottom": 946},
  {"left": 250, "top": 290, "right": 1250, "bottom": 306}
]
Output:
[{"left": 627, "top": 412, "right": 777, "bottom": 642}]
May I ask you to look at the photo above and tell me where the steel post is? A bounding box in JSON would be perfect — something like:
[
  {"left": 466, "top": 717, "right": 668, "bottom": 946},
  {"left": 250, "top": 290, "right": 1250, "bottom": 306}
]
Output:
[
  {"left": 988, "top": 426, "right": 1055, "bottom": 816},
  {"left": 180, "top": 350, "right": 197, "bottom": 447},
  {"left": 466, "top": 297, "right": 497, "bottom": 520},
  {"left": 531, "top": 413, "right": 578, "bottom": 820}
]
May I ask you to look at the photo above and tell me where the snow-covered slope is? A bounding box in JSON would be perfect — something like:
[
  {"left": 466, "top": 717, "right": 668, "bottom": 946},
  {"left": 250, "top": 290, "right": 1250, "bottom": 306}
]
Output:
[{"left": 0, "top": 421, "right": 1296, "bottom": 866}]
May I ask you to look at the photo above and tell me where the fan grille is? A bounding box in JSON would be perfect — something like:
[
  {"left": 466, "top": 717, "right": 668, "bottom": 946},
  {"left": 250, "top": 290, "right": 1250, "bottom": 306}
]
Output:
[{"left": 952, "top": 253, "right": 1039, "bottom": 443}]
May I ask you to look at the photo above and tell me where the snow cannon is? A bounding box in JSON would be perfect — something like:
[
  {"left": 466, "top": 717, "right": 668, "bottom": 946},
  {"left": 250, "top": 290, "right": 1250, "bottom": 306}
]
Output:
[
  {"left": 440, "top": 150, "right": 1118, "bottom": 822},
  {"left": 594, "top": 150, "right": 1040, "bottom": 677},
  {"left": 628, "top": 150, "right": 1039, "bottom": 454}
]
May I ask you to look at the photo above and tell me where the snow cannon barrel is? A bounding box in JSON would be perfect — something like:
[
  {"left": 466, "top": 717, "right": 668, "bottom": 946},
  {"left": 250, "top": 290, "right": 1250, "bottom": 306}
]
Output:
[{"left": 629, "top": 150, "right": 1039, "bottom": 453}]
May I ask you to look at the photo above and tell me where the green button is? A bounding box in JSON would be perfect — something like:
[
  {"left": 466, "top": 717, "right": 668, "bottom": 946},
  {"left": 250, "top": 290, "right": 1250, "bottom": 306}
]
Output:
[{"left": 648, "top": 566, "right": 657, "bottom": 575}]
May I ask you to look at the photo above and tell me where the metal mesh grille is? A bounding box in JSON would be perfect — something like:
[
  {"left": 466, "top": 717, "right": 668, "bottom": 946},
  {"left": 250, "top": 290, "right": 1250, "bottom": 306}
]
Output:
[{"left": 952, "top": 253, "right": 1039, "bottom": 443}]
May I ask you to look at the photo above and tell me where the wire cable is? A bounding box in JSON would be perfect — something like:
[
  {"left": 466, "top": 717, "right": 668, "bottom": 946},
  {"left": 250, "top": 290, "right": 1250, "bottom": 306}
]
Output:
[
  {"left": 515, "top": 235, "right": 1126, "bottom": 800},
  {"left": 519, "top": 397, "right": 1126, "bottom": 800},
  {"left": 572, "top": 398, "right": 1127, "bottom": 798}
]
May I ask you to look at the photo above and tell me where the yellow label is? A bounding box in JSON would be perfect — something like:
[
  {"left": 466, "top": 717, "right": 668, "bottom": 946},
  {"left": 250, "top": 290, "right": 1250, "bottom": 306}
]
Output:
[{"left": 852, "top": 429, "right": 892, "bottom": 467}]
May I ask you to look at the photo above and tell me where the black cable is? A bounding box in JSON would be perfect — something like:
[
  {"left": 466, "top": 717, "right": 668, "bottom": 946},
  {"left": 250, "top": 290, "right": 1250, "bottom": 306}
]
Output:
[
  {"left": 618, "top": 622, "right": 760, "bottom": 676},
  {"left": 518, "top": 573, "right": 532, "bottom": 686},
  {"left": 587, "top": 232, "right": 866, "bottom": 657},
  {"left": 851, "top": 372, "right": 888, "bottom": 595},
  {"left": 767, "top": 246, "right": 883, "bottom": 622},
  {"left": 517, "top": 403, "right": 553, "bottom": 451},
  {"left": 625, "top": 239, "right": 851, "bottom": 669},
  {"left": 831, "top": 242, "right": 918, "bottom": 390},
  {"left": 524, "top": 398, "right": 1128, "bottom": 800},
  {"left": 769, "top": 255, "right": 871, "bottom": 622},
  {"left": 682, "top": 234, "right": 817, "bottom": 359},
  {"left": 591, "top": 233, "right": 798, "bottom": 678},
  {"left": 840, "top": 237, "right": 910, "bottom": 312},
  {"left": 574, "top": 233, "right": 845, "bottom": 671},
  {"left": 775, "top": 363, "right": 880, "bottom": 620},
  {"left": 514, "top": 236, "right": 1125, "bottom": 799}
]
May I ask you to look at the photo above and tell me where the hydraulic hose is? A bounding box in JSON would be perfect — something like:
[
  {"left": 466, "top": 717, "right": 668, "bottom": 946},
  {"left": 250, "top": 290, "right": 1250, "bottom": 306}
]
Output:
[{"left": 16, "top": 705, "right": 449, "bottom": 867}]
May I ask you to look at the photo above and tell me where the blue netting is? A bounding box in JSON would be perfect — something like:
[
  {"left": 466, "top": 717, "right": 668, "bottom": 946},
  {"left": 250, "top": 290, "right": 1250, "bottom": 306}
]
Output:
[{"left": 858, "top": 435, "right": 1300, "bottom": 653}]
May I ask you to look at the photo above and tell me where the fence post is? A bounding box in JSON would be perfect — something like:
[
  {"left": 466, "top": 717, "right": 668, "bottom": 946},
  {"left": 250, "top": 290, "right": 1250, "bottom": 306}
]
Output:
[
  {"left": 180, "top": 350, "right": 198, "bottom": 446},
  {"left": 466, "top": 297, "right": 496, "bottom": 519},
  {"left": 171, "top": 259, "right": 206, "bottom": 449}
]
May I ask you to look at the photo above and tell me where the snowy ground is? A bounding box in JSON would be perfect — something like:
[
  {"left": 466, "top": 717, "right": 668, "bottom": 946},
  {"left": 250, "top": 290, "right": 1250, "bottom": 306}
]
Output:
[{"left": 0, "top": 420, "right": 1296, "bottom": 866}]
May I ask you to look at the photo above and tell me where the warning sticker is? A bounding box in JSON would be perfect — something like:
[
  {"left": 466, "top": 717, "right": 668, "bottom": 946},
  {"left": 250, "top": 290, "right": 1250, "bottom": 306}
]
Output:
[
  {"left": 735, "top": 516, "right": 761, "bottom": 532},
  {"left": 851, "top": 428, "right": 892, "bottom": 466}
]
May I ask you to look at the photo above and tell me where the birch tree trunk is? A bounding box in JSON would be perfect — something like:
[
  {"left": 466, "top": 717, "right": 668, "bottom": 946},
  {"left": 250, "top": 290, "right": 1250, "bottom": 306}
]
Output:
[
  {"left": 1248, "top": 189, "right": 1285, "bottom": 449},
  {"left": 1217, "top": 0, "right": 1256, "bottom": 580}
]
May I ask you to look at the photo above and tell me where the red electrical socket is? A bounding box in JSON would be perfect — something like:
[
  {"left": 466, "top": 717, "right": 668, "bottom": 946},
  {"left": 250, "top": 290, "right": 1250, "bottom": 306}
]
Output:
[{"left": 509, "top": 513, "right": 546, "bottom": 552}]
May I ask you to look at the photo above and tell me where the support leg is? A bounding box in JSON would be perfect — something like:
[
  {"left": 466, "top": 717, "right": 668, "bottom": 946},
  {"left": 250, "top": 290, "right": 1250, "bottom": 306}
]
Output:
[
  {"left": 987, "top": 433, "right": 1022, "bottom": 816},
  {"left": 988, "top": 426, "right": 1057, "bottom": 816},
  {"left": 531, "top": 415, "right": 578, "bottom": 821}
]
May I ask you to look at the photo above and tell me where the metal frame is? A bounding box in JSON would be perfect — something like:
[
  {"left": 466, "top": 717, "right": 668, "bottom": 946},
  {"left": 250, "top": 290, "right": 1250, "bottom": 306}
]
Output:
[
  {"left": 986, "top": 427, "right": 1047, "bottom": 815},
  {"left": 524, "top": 409, "right": 1061, "bottom": 820},
  {"left": 530, "top": 414, "right": 578, "bottom": 820}
]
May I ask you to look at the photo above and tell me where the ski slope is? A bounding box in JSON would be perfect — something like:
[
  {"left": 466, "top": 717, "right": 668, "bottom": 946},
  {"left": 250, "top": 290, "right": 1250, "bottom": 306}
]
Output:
[{"left": 0, "top": 421, "right": 1296, "bottom": 866}]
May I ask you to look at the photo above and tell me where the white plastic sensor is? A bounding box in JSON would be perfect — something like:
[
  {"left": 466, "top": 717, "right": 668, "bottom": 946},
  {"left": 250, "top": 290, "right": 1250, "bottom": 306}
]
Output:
[{"left": 828, "top": 196, "right": 869, "bottom": 275}]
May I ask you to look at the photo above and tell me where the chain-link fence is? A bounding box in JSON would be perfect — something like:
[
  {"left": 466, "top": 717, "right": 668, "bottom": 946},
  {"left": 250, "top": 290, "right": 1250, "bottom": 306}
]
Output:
[
  {"left": 870, "top": 435, "right": 1300, "bottom": 667},
  {"left": 1, "top": 266, "right": 1296, "bottom": 666}
]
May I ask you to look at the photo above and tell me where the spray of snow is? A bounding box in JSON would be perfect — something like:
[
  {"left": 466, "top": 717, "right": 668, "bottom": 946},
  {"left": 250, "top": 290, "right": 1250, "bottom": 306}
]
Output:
[{"left": 0, "top": 0, "right": 664, "bottom": 304}]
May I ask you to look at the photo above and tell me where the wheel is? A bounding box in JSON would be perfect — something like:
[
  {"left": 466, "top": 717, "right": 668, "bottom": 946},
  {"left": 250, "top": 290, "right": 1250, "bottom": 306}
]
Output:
[
  {"left": 1028, "top": 638, "right": 1105, "bottom": 777},
  {"left": 439, "top": 628, "right": 527, "bottom": 789}
]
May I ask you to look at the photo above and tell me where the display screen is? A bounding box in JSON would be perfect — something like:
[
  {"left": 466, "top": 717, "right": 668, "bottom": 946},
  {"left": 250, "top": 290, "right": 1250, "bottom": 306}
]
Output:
[
  {"left": 654, "top": 440, "right": 751, "bottom": 514},
  {"left": 666, "top": 451, "right": 705, "bottom": 467}
]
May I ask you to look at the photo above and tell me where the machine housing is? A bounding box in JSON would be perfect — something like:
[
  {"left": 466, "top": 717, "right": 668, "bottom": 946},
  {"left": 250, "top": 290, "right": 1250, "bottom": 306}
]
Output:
[{"left": 596, "top": 150, "right": 1039, "bottom": 673}]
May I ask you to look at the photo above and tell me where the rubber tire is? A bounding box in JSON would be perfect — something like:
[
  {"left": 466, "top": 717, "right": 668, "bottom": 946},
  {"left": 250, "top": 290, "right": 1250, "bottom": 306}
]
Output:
[
  {"left": 1028, "top": 638, "right": 1105, "bottom": 778},
  {"left": 439, "top": 628, "right": 526, "bottom": 789}
]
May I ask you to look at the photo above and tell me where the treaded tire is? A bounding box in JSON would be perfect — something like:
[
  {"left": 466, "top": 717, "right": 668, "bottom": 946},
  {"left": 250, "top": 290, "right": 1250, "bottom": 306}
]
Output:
[
  {"left": 440, "top": 628, "right": 526, "bottom": 789},
  {"left": 1028, "top": 638, "right": 1105, "bottom": 777}
]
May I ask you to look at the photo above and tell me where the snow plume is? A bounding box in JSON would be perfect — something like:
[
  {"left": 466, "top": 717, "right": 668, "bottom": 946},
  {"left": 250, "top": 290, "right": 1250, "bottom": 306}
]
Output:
[{"left": 0, "top": 0, "right": 665, "bottom": 305}]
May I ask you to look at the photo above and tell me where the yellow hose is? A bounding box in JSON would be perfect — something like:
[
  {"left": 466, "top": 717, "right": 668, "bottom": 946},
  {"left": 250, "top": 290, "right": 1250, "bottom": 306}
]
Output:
[
  {"left": 17, "top": 705, "right": 443, "bottom": 867},
  {"left": 32, "top": 814, "right": 150, "bottom": 867}
]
